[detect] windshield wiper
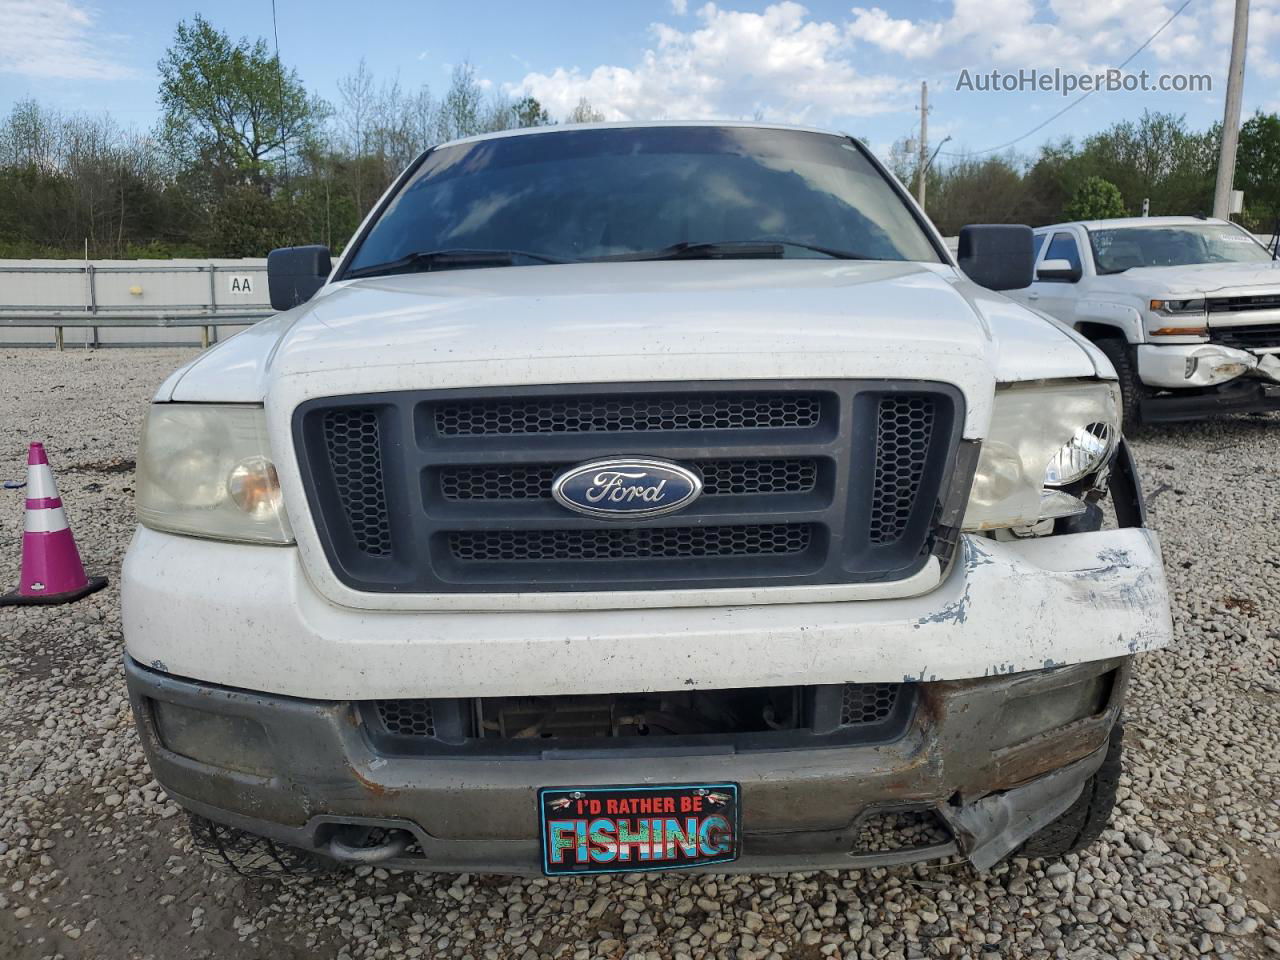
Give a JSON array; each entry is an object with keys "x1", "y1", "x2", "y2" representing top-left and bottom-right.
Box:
[
  {"x1": 589, "y1": 239, "x2": 874, "y2": 262},
  {"x1": 344, "y1": 248, "x2": 571, "y2": 280}
]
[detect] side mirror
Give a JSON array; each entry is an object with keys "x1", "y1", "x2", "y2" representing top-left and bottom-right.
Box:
[
  {"x1": 267, "y1": 245, "x2": 332, "y2": 311},
  {"x1": 1036, "y1": 258, "x2": 1082, "y2": 283},
  {"x1": 957, "y1": 224, "x2": 1035, "y2": 291}
]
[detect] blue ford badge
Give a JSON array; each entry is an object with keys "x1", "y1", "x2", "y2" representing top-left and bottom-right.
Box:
[{"x1": 551, "y1": 458, "x2": 703, "y2": 520}]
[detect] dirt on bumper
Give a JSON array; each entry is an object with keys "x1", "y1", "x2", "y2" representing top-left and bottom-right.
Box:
[{"x1": 125, "y1": 655, "x2": 1129, "y2": 874}]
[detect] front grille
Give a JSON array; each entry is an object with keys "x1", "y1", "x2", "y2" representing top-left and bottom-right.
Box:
[
  {"x1": 439, "y1": 458, "x2": 818, "y2": 501},
  {"x1": 434, "y1": 392, "x2": 822, "y2": 436},
  {"x1": 448, "y1": 524, "x2": 814, "y2": 563},
  {"x1": 1210, "y1": 322, "x2": 1280, "y2": 350},
  {"x1": 295, "y1": 381, "x2": 963, "y2": 594},
  {"x1": 322, "y1": 409, "x2": 392, "y2": 556},
  {"x1": 377, "y1": 699, "x2": 434, "y2": 737},
  {"x1": 368, "y1": 682, "x2": 912, "y2": 750},
  {"x1": 869, "y1": 396, "x2": 936, "y2": 544},
  {"x1": 840, "y1": 683, "x2": 901, "y2": 725},
  {"x1": 1207, "y1": 293, "x2": 1280, "y2": 314}
]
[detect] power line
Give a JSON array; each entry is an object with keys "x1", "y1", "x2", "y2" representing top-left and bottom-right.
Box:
[{"x1": 940, "y1": 0, "x2": 1196, "y2": 158}]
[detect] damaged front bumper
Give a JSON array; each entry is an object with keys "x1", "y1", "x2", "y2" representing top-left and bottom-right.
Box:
[{"x1": 125, "y1": 654, "x2": 1129, "y2": 874}]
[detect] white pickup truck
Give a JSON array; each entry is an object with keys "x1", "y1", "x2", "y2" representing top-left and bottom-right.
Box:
[
  {"x1": 122, "y1": 122, "x2": 1171, "y2": 879},
  {"x1": 1006, "y1": 216, "x2": 1280, "y2": 428}
]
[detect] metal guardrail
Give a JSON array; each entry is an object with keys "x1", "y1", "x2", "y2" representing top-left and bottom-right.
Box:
[
  {"x1": 0, "y1": 311, "x2": 274, "y2": 348},
  {"x1": 0, "y1": 261, "x2": 272, "y2": 349}
]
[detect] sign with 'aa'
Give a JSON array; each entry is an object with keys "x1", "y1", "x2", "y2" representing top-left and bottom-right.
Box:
[{"x1": 227, "y1": 275, "x2": 255, "y2": 295}]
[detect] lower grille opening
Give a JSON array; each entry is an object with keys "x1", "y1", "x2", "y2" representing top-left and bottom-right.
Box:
[{"x1": 366, "y1": 682, "x2": 912, "y2": 755}]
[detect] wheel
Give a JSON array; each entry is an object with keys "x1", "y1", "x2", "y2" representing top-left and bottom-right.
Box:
[
  {"x1": 1094, "y1": 338, "x2": 1143, "y2": 433},
  {"x1": 187, "y1": 813, "x2": 334, "y2": 878},
  {"x1": 1018, "y1": 721, "x2": 1123, "y2": 860}
]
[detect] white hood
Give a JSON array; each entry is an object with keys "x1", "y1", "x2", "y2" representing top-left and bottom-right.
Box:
[
  {"x1": 1092, "y1": 259, "x2": 1280, "y2": 297},
  {"x1": 159, "y1": 259, "x2": 1102, "y2": 438}
]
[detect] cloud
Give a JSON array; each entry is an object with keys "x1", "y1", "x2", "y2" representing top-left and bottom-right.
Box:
[
  {"x1": 670, "y1": 0, "x2": 689, "y2": 13},
  {"x1": 513, "y1": 2, "x2": 910, "y2": 125},
  {"x1": 0, "y1": 0, "x2": 134, "y2": 80},
  {"x1": 848, "y1": 0, "x2": 1280, "y2": 77}
]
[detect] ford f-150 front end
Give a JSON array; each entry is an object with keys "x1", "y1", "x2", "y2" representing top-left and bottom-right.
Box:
[{"x1": 121, "y1": 122, "x2": 1171, "y2": 878}]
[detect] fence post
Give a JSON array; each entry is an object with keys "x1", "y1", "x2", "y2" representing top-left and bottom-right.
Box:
[{"x1": 55, "y1": 327, "x2": 64, "y2": 351}]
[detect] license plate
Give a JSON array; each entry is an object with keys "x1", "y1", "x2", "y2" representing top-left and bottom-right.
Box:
[{"x1": 539, "y1": 782, "x2": 740, "y2": 875}]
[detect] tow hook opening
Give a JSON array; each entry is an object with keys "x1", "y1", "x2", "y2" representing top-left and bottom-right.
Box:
[{"x1": 324, "y1": 824, "x2": 414, "y2": 864}]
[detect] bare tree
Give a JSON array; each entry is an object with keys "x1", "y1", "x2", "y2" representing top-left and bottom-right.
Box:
[{"x1": 565, "y1": 98, "x2": 606, "y2": 124}]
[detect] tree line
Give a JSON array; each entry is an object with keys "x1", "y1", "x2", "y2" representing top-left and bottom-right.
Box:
[
  {"x1": 894, "y1": 110, "x2": 1280, "y2": 237},
  {"x1": 1, "y1": 14, "x2": 1277, "y2": 259}
]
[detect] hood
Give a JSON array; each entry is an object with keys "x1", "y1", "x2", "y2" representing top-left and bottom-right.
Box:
[
  {"x1": 1093, "y1": 259, "x2": 1280, "y2": 296},
  {"x1": 162, "y1": 259, "x2": 1100, "y2": 438}
]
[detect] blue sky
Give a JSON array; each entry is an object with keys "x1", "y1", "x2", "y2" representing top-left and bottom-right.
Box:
[{"x1": 1, "y1": 0, "x2": 1278, "y2": 161}]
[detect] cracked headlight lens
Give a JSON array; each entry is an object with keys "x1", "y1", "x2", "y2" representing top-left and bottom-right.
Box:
[
  {"x1": 963, "y1": 381, "x2": 1120, "y2": 531},
  {"x1": 1044, "y1": 422, "x2": 1116, "y2": 487},
  {"x1": 136, "y1": 404, "x2": 293, "y2": 544}
]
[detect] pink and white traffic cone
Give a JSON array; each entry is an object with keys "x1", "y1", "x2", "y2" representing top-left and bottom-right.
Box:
[{"x1": 1, "y1": 443, "x2": 107, "y2": 606}]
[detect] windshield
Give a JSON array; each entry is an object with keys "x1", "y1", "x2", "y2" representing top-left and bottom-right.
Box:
[
  {"x1": 342, "y1": 126, "x2": 941, "y2": 276},
  {"x1": 1089, "y1": 224, "x2": 1271, "y2": 274}
]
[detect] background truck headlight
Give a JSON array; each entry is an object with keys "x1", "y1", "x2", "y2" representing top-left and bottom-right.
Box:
[
  {"x1": 963, "y1": 381, "x2": 1120, "y2": 531},
  {"x1": 136, "y1": 404, "x2": 293, "y2": 544}
]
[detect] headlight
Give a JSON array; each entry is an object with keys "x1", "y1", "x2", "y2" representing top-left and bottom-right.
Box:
[
  {"x1": 136, "y1": 404, "x2": 293, "y2": 544},
  {"x1": 963, "y1": 381, "x2": 1120, "y2": 531},
  {"x1": 1044, "y1": 422, "x2": 1116, "y2": 486},
  {"x1": 1149, "y1": 297, "x2": 1205, "y2": 315}
]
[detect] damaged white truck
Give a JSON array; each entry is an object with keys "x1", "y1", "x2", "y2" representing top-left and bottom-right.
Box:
[
  {"x1": 122, "y1": 122, "x2": 1172, "y2": 878},
  {"x1": 1006, "y1": 216, "x2": 1280, "y2": 429}
]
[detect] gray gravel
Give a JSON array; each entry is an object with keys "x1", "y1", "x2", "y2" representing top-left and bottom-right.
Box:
[{"x1": 1, "y1": 347, "x2": 1278, "y2": 960}]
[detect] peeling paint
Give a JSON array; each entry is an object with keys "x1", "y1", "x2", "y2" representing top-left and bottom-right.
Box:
[{"x1": 915, "y1": 584, "x2": 972, "y2": 627}]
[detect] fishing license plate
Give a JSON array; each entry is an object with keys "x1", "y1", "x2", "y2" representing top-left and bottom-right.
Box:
[{"x1": 539, "y1": 782, "x2": 740, "y2": 876}]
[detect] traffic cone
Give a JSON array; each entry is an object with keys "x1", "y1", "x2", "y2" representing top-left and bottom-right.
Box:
[{"x1": 1, "y1": 443, "x2": 107, "y2": 606}]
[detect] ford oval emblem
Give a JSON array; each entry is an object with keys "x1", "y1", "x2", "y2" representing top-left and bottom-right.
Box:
[{"x1": 551, "y1": 458, "x2": 703, "y2": 520}]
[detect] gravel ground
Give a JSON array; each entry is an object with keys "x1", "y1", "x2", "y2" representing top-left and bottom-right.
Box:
[{"x1": 1, "y1": 348, "x2": 1278, "y2": 960}]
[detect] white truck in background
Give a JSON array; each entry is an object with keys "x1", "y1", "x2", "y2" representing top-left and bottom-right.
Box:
[{"x1": 1005, "y1": 216, "x2": 1280, "y2": 429}]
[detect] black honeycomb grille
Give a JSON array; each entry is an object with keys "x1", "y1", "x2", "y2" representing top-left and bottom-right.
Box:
[
  {"x1": 868, "y1": 395, "x2": 936, "y2": 545},
  {"x1": 698, "y1": 458, "x2": 817, "y2": 496},
  {"x1": 840, "y1": 683, "x2": 902, "y2": 725},
  {"x1": 439, "y1": 458, "x2": 818, "y2": 501},
  {"x1": 376, "y1": 700, "x2": 434, "y2": 737},
  {"x1": 432, "y1": 393, "x2": 822, "y2": 436},
  {"x1": 322, "y1": 409, "x2": 392, "y2": 556},
  {"x1": 449, "y1": 524, "x2": 813, "y2": 563}
]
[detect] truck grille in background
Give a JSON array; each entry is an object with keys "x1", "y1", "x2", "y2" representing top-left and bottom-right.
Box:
[
  {"x1": 1209, "y1": 322, "x2": 1280, "y2": 350},
  {"x1": 295, "y1": 381, "x2": 963, "y2": 594},
  {"x1": 433, "y1": 392, "x2": 822, "y2": 435},
  {"x1": 1207, "y1": 293, "x2": 1280, "y2": 314}
]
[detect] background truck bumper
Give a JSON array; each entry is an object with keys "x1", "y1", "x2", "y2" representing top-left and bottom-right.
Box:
[
  {"x1": 125, "y1": 654, "x2": 1130, "y2": 875},
  {"x1": 121, "y1": 526, "x2": 1170, "y2": 700},
  {"x1": 1136, "y1": 342, "x2": 1256, "y2": 389}
]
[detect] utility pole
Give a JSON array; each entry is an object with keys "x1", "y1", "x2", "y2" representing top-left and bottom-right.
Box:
[
  {"x1": 1213, "y1": 0, "x2": 1249, "y2": 219},
  {"x1": 917, "y1": 81, "x2": 929, "y2": 208}
]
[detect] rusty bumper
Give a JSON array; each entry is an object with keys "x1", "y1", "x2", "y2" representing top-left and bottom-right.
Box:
[{"x1": 126, "y1": 654, "x2": 1129, "y2": 875}]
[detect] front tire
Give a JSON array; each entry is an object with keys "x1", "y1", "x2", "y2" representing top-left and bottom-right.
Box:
[
  {"x1": 1094, "y1": 338, "x2": 1143, "y2": 433},
  {"x1": 187, "y1": 813, "x2": 334, "y2": 878},
  {"x1": 1018, "y1": 721, "x2": 1123, "y2": 860}
]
